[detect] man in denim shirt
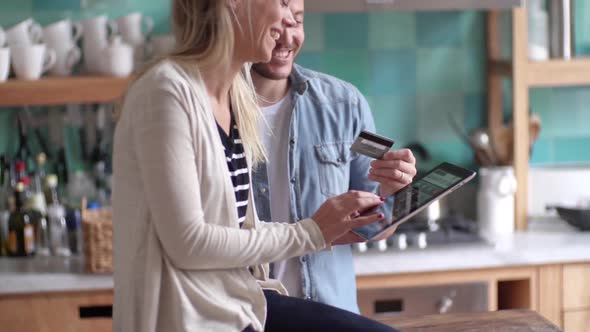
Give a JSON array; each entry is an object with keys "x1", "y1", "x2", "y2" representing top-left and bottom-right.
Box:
[{"x1": 251, "y1": 0, "x2": 417, "y2": 313}]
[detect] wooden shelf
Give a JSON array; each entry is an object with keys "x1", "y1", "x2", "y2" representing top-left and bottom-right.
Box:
[
  {"x1": 489, "y1": 58, "x2": 590, "y2": 88},
  {"x1": 0, "y1": 76, "x2": 131, "y2": 107},
  {"x1": 307, "y1": 0, "x2": 523, "y2": 12},
  {"x1": 528, "y1": 58, "x2": 590, "y2": 87}
]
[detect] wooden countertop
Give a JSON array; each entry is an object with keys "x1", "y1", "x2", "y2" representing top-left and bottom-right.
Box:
[{"x1": 380, "y1": 310, "x2": 561, "y2": 332}]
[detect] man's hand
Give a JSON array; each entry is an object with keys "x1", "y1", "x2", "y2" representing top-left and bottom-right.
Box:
[{"x1": 368, "y1": 149, "x2": 417, "y2": 197}]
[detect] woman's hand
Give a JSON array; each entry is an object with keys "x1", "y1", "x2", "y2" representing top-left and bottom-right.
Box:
[
  {"x1": 368, "y1": 149, "x2": 417, "y2": 197},
  {"x1": 311, "y1": 191, "x2": 384, "y2": 245}
]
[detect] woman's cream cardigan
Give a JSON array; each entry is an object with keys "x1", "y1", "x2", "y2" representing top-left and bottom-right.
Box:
[{"x1": 112, "y1": 61, "x2": 327, "y2": 332}]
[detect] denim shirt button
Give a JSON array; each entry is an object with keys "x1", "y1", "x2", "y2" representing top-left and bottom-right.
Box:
[
  {"x1": 290, "y1": 178, "x2": 296, "y2": 184},
  {"x1": 290, "y1": 138, "x2": 295, "y2": 145},
  {"x1": 304, "y1": 295, "x2": 311, "y2": 300},
  {"x1": 300, "y1": 256, "x2": 306, "y2": 263},
  {"x1": 260, "y1": 187, "x2": 267, "y2": 193}
]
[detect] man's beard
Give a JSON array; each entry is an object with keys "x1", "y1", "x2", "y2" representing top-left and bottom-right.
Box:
[{"x1": 251, "y1": 62, "x2": 292, "y2": 81}]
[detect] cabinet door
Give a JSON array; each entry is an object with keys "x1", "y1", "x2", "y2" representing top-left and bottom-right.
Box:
[
  {"x1": 563, "y1": 264, "x2": 590, "y2": 310},
  {"x1": 563, "y1": 310, "x2": 590, "y2": 332}
]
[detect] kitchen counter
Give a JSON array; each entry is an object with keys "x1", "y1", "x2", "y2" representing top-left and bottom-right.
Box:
[
  {"x1": 1, "y1": 218, "x2": 588, "y2": 295},
  {"x1": 0, "y1": 256, "x2": 112, "y2": 295},
  {"x1": 353, "y1": 217, "x2": 590, "y2": 276}
]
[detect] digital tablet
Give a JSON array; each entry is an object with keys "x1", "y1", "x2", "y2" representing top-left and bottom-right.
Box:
[{"x1": 352, "y1": 162, "x2": 476, "y2": 241}]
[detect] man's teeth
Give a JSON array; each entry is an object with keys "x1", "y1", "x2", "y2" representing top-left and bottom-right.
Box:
[
  {"x1": 270, "y1": 31, "x2": 280, "y2": 40},
  {"x1": 273, "y1": 50, "x2": 290, "y2": 58}
]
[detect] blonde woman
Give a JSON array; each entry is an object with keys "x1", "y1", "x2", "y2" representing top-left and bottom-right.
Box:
[{"x1": 112, "y1": 0, "x2": 400, "y2": 331}]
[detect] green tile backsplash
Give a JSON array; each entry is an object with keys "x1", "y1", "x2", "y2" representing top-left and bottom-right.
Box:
[{"x1": 1, "y1": 1, "x2": 589, "y2": 168}]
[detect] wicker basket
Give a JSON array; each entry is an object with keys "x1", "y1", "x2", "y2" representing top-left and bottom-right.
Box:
[{"x1": 82, "y1": 207, "x2": 113, "y2": 273}]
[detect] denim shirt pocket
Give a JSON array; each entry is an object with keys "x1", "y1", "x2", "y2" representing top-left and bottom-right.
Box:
[{"x1": 314, "y1": 142, "x2": 354, "y2": 197}]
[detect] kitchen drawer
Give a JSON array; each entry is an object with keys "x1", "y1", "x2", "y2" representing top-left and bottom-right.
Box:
[
  {"x1": 563, "y1": 264, "x2": 590, "y2": 310},
  {"x1": 563, "y1": 310, "x2": 590, "y2": 332},
  {"x1": 0, "y1": 290, "x2": 113, "y2": 332}
]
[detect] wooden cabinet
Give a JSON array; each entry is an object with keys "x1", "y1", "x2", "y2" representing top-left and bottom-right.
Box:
[
  {"x1": 564, "y1": 310, "x2": 590, "y2": 332},
  {"x1": 358, "y1": 262, "x2": 590, "y2": 331},
  {"x1": 0, "y1": 290, "x2": 113, "y2": 332},
  {"x1": 563, "y1": 264, "x2": 590, "y2": 310}
]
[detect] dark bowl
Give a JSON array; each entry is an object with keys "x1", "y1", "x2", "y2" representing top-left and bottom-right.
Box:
[{"x1": 549, "y1": 206, "x2": 590, "y2": 231}]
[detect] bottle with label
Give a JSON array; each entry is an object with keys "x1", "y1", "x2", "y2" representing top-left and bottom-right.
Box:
[
  {"x1": 45, "y1": 174, "x2": 71, "y2": 257},
  {"x1": 7, "y1": 182, "x2": 35, "y2": 257},
  {"x1": 0, "y1": 155, "x2": 10, "y2": 256}
]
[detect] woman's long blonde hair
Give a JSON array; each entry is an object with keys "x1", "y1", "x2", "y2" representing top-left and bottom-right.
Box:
[{"x1": 125, "y1": 0, "x2": 265, "y2": 165}]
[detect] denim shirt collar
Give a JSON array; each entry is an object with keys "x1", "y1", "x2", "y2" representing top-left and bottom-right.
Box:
[{"x1": 290, "y1": 64, "x2": 313, "y2": 96}]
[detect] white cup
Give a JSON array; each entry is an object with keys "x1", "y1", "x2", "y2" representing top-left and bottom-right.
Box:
[
  {"x1": 11, "y1": 44, "x2": 56, "y2": 80},
  {"x1": 116, "y1": 12, "x2": 153, "y2": 46},
  {"x1": 101, "y1": 36, "x2": 133, "y2": 77},
  {"x1": 477, "y1": 166, "x2": 518, "y2": 242},
  {"x1": 80, "y1": 15, "x2": 118, "y2": 74},
  {"x1": 0, "y1": 48, "x2": 10, "y2": 82},
  {"x1": 43, "y1": 19, "x2": 83, "y2": 47},
  {"x1": 6, "y1": 18, "x2": 43, "y2": 46},
  {"x1": 149, "y1": 34, "x2": 176, "y2": 58},
  {"x1": 0, "y1": 27, "x2": 5, "y2": 47},
  {"x1": 49, "y1": 43, "x2": 81, "y2": 76}
]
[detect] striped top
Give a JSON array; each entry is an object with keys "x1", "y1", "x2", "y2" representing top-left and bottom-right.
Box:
[{"x1": 216, "y1": 113, "x2": 249, "y2": 227}]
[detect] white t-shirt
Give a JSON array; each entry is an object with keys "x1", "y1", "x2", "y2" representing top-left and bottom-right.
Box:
[{"x1": 258, "y1": 90, "x2": 302, "y2": 297}]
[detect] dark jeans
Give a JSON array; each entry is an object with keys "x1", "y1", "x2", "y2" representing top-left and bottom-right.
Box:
[{"x1": 243, "y1": 290, "x2": 400, "y2": 332}]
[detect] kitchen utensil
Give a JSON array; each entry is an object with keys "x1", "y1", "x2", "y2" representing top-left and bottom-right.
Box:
[
  {"x1": 549, "y1": 0, "x2": 573, "y2": 59},
  {"x1": 43, "y1": 19, "x2": 83, "y2": 46},
  {"x1": 48, "y1": 107, "x2": 68, "y2": 184},
  {"x1": 0, "y1": 47, "x2": 9, "y2": 82},
  {"x1": 469, "y1": 129, "x2": 498, "y2": 166},
  {"x1": 5, "y1": 18, "x2": 43, "y2": 46},
  {"x1": 546, "y1": 205, "x2": 590, "y2": 231},
  {"x1": 115, "y1": 12, "x2": 153, "y2": 45},
  {"x1": 14, "y1": 113, "x2": 32, "y2": 165},
  {"x1": 10, "y1": 44, "x2": 56, "y2": 80},
  {"x1": 48, "y1": 44, "x2": 81, "y2": 77},
  {"x1": 495, "y1": 113, "x2": 542, "y2": 165},
  {"x1": 101, "y1": 36, "x2": 134, "y2": 77},
  {"x1": 477, "y1": 166, "x2": 517, "y2": 241},
  {"x1": 80, "y1": 15, "x2": 118, "y2": 74},
  {"x1": 22, "y1": 106, "x2": 50, "y2": 157},
  {"x1": 447, "y1": 113, "x2": 494, "y2": 166}
]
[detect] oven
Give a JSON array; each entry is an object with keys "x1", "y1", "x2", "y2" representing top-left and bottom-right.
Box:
[{"x1": 357, "y1": 282, "x2": 489, "y2": 319}]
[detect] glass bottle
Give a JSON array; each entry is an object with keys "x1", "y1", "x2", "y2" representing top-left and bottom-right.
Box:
[
  {"x1": 7, "y1": 182, "x2": 35, "y2": 257},
  {"x1": 26, "y1": 163, "x2": 50, "y2": 256},
  {"x1": 45, "y1": 174, "x2": 71, "y2": 257}
]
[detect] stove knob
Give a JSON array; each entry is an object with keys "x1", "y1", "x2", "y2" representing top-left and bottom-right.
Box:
[
  {"x1": 353, "y1": 242, "x2": 368, "y2": 253},
  {"x1": 396, "y1": 234, "x2": 408, "y2": 250},
  {"x1": 415, "y1": 232, "x2": 427, "y2": 249},
  {"x1": 375, "y1": 239, "x2": 388, "y2": 252}
]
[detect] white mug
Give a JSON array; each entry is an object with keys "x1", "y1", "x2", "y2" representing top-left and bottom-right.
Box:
[
  {"x1": 43, "y1": 19, "x2": 83, "y2": 46},
  {"x1": 116, "y1": 12, "x2": 153, "y2": 46},
  {"x1": 80, "y1": 15, "x2": 118, "y2": 74},
  {"x1": 0, "y1": 27, "x2": 5, "y2": 47},
  {"x1": 0, "y1": 48, "x2": 10, "y2": 82},
  {"x1": 11, "y1": 44, "x2": 56, "y2": 80},
  {"x1": 6, "y1": 18, "x2": 43, "y2": 46},
  {"x1": 149, "y1": 34, "x2": 176, "y2": 58},
  {"x1": 49, "y1": 44, "x2": 81, "y2": 76},
  {"x1": 101, "y1": 36, "x2": 133, "y2": 77}
]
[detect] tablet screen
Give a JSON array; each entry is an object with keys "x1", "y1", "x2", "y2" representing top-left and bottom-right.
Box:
[{"x1": 353, "y1": 162, "x2": 476, "y2": 240}]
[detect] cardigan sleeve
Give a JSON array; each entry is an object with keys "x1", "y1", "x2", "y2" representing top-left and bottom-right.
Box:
[{"x1": 129, "y1": 83, "x2": 326, "y2": 270}]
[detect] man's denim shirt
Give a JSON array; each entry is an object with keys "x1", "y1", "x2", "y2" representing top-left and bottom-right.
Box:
[{"x1": 252, "y1": 64, "x2": 379, "y2": 313}]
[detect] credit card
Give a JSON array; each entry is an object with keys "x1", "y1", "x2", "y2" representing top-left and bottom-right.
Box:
[{"x1": 350, "y1": 131, "x2": 395, "y2": 159}]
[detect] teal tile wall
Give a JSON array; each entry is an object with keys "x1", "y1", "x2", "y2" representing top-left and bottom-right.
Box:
[{"x1": 1, "y1": 0, "x2": 590, "y2": 169}]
